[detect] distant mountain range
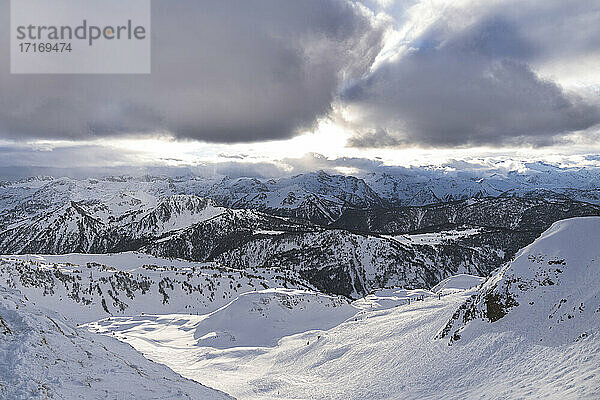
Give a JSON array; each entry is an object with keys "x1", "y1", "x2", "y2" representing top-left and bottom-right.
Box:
[
  {"x1": 1, "y1": 168, "x2": 599, "y2": 298},
  {"x1": 3, "y1": 162, "x2": 600, "y2": 224}
]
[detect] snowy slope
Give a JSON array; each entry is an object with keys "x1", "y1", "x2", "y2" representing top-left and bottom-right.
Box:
[
  {"x1": 431, "y1": 274, "x2": 486, "y2": 294},
  {"x1": 84, "y1": 217, "x2": 600, "y2": 399},
  {"x1": 118, "y1": 195, "x2": 227, "y2": 237},
  {"x1": 438, "y1": 216, "x2": 600, "y2": 346},
  {"x1": 0, "y1": 286, "x2": 232, "y2": 400},
  {"x1": 85, "y1": 286, "x2": 600, "y2": 400},
  {"x1": 87, "y1": 288, "x2": 357, "y2": 349}
]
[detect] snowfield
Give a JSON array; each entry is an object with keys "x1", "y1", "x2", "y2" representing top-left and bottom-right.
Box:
[
  {"x1": 82, "y1": 217, "x2": 600, "y2": 399},
  {"x1": 0, "y1": 286, "x2": 231, "y2": 400},
  {"x1": 87, "y1": 288, "x2": 358, "y2": 349},
  {"x1": 83, "y1": 289, "x2": 600, "y2": 400}
]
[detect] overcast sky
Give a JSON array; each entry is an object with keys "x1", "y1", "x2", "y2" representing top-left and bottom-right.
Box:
[{"x1": 1, "y1": 0, "x2": 599, "y2": 179}]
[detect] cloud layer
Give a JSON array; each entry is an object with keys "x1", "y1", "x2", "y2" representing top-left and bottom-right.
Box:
[
  {"x1": 0, "y1": 0, "x2": 599, "y2": 152},
  {"x1": 343, "y1": 0, "x2": 600, "y2": 147},
  {"x1": 0, "y1": 0, "x2": 386, "y2": 142}
]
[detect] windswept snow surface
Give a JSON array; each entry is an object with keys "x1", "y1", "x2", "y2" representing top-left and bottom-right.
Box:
[
  {"x1": 87, "y1": 289, "x2": 358, "y2": 350},
  {"x1": 85, "y1": 218, "x2": 600, "y2": 399},
  {"x1": 86, "y1": 289, "x2": 600, "y2": 399},
  {"x1": 0, "y1": 286, "x2": 232, "y2": 400}
]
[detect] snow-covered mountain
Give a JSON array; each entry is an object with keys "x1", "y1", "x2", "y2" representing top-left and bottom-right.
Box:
[
  {"x1": 0, "y1": 172, "x2": 385, "y2": 229},
  {"x1": 200, "y1": 171, "x2": 386, "y2": 224},
  {"x1": 2, "y1": 174, "x2": 599, "y2": 299},
  {"x1": 363, "y1": 162, "x2": 600, "y2": 206},
  {"x1": 0, "y1": 190, "x2": 313, "y2": 255},
  {"x1": 203, "y1": 227, "x2": 514, "y2": 298},
  {"x1": 3, "y1": 164, "x2": 600, "y2": 231},
  {"x1": 437, "y1": 216, "x2": 600, "y2": 346},
  {"x1": 0, "y1": 226, "x2": 514, "y2": 301},
  {"x1": 364, "y1": 170, "x2": 504, "y2": 205},
  {"x1": 82, "y1": 217, "x2": 600, "y2": 400},
  {"x1": 0, "y1": 286, "x2": 232, "y2": 400}
]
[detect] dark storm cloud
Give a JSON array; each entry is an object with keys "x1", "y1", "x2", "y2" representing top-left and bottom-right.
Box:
[
  {"x1": 0, "y1": 143, "x2": 136, "y2": 168},
  {"x1": 344, "y1": 0, "x2": 600, "y2": 148},
  {"x1": 347, "y1": 129, "x2": 401, "y2": 148},
  {"x1": 0, "y1": 0, "x2": 386, "y2": 142}
]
